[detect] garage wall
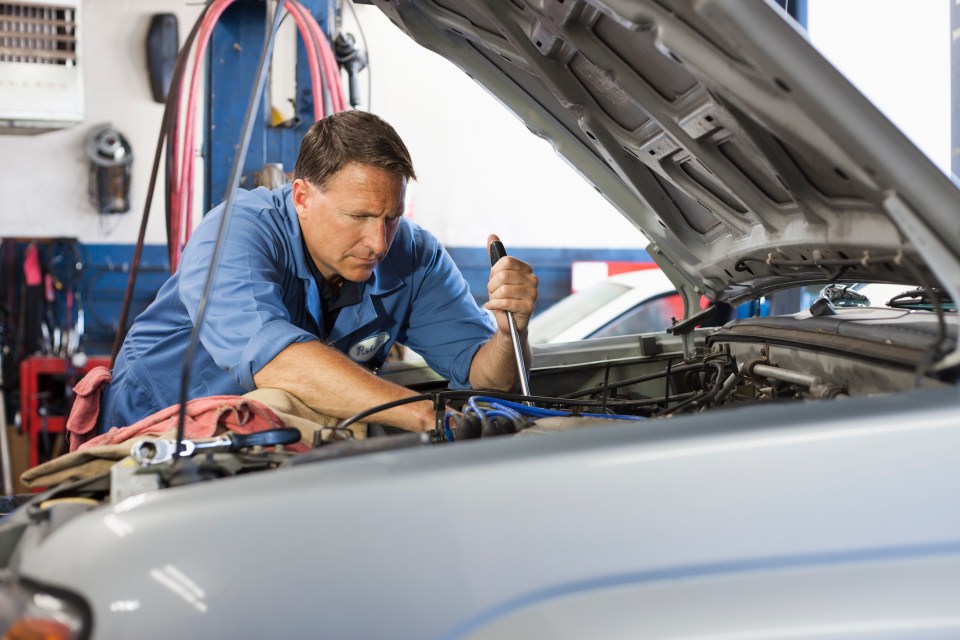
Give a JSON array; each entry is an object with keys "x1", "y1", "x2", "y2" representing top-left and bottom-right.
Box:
[
  {"x1": 0, "y1": 0, "x2": 640, "y2": 251},
  {"x1": 0, "y1": 2, "x2": 950, "y2": 251},
  {"x1": 0, "y1": 1, "x2": 204, "y2": 244}
]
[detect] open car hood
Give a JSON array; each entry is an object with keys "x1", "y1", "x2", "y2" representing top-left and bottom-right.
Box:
[{"x1": 372, "y1": 0, "x2": 960, "y2": 308}]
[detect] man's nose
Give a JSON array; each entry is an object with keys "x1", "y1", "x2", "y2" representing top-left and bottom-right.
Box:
[{"x1": 364, "y1": 219, "x2": 388, "y2": 257}]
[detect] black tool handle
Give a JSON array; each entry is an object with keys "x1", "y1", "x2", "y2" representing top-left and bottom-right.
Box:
[
  {"x1": 230, "y1": 427, "x2": 302, "y2": 450},
  {"x1": 489, "y1": 240, "x2": 507, "y2": 266},
  {"x1": 486, "y1": 239, "x2": 532, "y2": 402}
]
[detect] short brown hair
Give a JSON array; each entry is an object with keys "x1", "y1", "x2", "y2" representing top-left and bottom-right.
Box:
[{"x1": 293, "y1": 111, "x2": 416, "y2": 189}]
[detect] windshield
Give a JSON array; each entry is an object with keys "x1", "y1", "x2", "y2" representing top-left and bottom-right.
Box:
[{"x1": 528, "y1": 281, "x2": 630, "y2": 343}]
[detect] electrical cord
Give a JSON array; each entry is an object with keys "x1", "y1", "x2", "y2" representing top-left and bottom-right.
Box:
[
  {"x1": 901, "y1": 257, "x2": 953, "y2": 384},
  {"x1": 335, "y1": 388, "x2": 672, "y2": 432},
  {"x1": 111, "y1": 3, "x2": 212, "y2": 365},
  {"x1": 558, "y1": 362, "x2": 710, "y2": 399},
  {"x1": 470, "y1": 396, "x2": 645, "y2": 421},
  {"x1": 115, "y1": 0, "x2": 343, "y2": 362},
  {"x1": 174, "y1": 2, "x2": 287, "y2": 460},
  {"x1": 659, "y1": 360, "x2": 727, "y2": 416}
]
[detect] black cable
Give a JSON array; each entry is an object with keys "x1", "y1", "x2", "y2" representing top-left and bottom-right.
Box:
[
  {"x1": 174, "y1": 2, "x2": 287, "y2": 460},
  {"x1": 111, "y1": 3, "x2": 212, "y2": 366},
  {"x1": 335, "y1": 393, "x2": 435, "y2": 430},
  {"x1": 901, "y1": 257, "x2": 951, "y2": 384},
  {"x1": 664, "y1": 358, "x2": 672, "y2": 408},
  {"x1": 600, "y1": 362, "x2": 610, "y2": 414},
  {"x1": 335, "y1": 385, "x2": 708, "y2": 431},
  {"x1": 559, "y1": 362, "x2": 706, "y2": 400},
  {"x1": 660, "y1": 360, "x2": 727, "y2": 416}
]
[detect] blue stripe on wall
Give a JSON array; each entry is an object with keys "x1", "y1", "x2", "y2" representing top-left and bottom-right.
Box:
[
  {"x1": 80, "y1": 244, "x2": 170, "y2": 355},
  {"x1": 447, "y1": 246, "x2": 653, "y2": 314},
  {"x1": 77, "y1": 244, "x2": 652, "y2": 354}
]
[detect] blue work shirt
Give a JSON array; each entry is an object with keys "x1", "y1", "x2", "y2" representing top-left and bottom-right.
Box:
[{"x1": 101, "y1": 185, "x2": 495, "y2": 431}]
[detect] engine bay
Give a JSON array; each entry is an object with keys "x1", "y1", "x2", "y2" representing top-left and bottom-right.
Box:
[{"x1": 5, "y1": 304, "x2": 956, "y2": 517}]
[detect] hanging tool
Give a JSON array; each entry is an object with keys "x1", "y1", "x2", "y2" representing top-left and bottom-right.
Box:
[
  {"x1": 334, "y1": 32, "x2": 367, "y2": 108},
  {"x1": 488, "y1": 240, "x2": 532, "y2": 401}
]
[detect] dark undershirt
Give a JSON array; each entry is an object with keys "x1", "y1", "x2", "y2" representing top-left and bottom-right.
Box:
[
  {"x1": 319, "y1": 277, "x2": 363, "y2": 337},
  {"x1": 302, "y1": 238, "x2": 363, "y2": 337}
]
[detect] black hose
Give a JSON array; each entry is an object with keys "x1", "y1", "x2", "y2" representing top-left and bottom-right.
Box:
[
  {"x1": 110, "y1": 3, "x2": 212, "y2": 366},
  {"x1": 558, "y1": 362, "x2": 708, "y2": 399},
  {"x1": 659, "y1": 360, "x2": 727, "y2": 416},
  {"x1": 901, "y1": 257, "x2": 951, "y2": 384},
  {"x1": 335, "y1": 385, "x2": 713, "y2": 431}
]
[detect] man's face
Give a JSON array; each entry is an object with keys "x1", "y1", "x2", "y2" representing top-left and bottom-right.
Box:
[{"x1": 292, "y1": 162, "x2": 407, "y2": 283}]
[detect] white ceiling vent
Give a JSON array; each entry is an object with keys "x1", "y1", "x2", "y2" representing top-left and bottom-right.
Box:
[{"x1": 0, "y1": 0, "x2": 83, "y2": 134}]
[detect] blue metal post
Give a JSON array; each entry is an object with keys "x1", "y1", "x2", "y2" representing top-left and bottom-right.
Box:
[
  {"x1": 205, "y1": 0, "x2": 333, "y2": 212},
  {"x1": 773, "y1": 0, "x2": 807, "y2": 29}
]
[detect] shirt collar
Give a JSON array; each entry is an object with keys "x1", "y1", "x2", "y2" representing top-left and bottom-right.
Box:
[{"x1": 283, "y1": 184, "x2": 315, "y2": 283}]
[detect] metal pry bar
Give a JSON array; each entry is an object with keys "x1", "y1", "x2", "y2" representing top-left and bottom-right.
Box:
[{"x1": 489, "y1": 240, "x2": 532, "y2": 402}]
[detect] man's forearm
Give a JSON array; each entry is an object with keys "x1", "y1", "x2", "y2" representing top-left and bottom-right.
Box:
[
  {"x1": 253, "y1": 341, "x2": 435, "y2": 431},
  {"x1": 468, "y1": 329, "x2": 532, "y2": 392}
]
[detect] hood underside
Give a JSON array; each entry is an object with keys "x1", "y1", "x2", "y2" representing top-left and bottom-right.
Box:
[{"x1": 373, "y1": 0, "x2": 960, "y2": 305}]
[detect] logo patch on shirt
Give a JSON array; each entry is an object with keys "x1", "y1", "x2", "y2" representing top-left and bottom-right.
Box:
[{"x1": 349, "y1": 332, "x2": 390, "y2": 363}]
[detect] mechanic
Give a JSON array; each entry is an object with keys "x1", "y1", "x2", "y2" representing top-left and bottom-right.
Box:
[{"x1": 100, "y1": 110, "x2": 538, "y2": 435}]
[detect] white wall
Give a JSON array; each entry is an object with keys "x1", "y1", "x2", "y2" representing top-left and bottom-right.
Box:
[
  {"x1": 807, "y1": 0, "x2": 950, "y2": 174},
  {"x1": 0, "y1": 1, "x2": 951, "y2": 249},
  {"x1": 0, "y1": 1, "x2": 204, "y2": 244},
  {"x1": 344, "y1": 4, "x2": 639, "y2": 249}
]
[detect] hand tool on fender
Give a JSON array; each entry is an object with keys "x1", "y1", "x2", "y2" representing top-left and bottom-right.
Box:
[
  {"x1": 130, "y1": 427, "x2": 302, "y2": 465},
  {"x1": 488, "y1": 240, "x2": 532, "y2": 403}
]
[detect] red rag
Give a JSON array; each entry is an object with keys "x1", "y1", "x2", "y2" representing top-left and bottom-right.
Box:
[
  {"x1": 66, "y1": 366, "x2": 113, "y2": 452},
  {"x1": 79, "y1": 396, "x2": 308, "y2": 453}
]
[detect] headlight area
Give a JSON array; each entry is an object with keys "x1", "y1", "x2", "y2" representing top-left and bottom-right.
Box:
[{"x1": 0, "y1": 578, "x2": 91, "y2": 640}]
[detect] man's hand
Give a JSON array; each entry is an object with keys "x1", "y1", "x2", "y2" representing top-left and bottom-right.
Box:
[
  {"x1": 484, "y1": 234, "x2": 538, "y2": 334},
  {"x1": 468, "y1": 235, "x2": 538, "y2": 392}
]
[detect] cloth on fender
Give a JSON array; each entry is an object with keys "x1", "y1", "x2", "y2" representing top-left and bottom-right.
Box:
[
  {"x1": 22, "y1": 394, "x2": 307, "y2": 488},
  {"x1": 23, "y1": 387, "x2": 363, "y2": 488},
  {"x1": 65, "y1": 365, "x2": 113, "y2": 451},
  {"x1": 242, "y1": 387, "x2": 366, "y2": 442}
]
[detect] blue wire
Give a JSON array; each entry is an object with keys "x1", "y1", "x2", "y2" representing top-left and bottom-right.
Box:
[
  {"x1": 443, "y1": 410, "x2": 456, "y2": 442},
  {"x1": 467, "y1": 396, "x2": 486, "y2": 420},
  {"x1": 482, "y1": 410, "x2": 517, "y2": 421},
  {"x1": 489, "y1": 402, "x2": 522, "y2": 419},
  {"x1": 470, "y1": 396, "x2": 645, "y2": 421}
]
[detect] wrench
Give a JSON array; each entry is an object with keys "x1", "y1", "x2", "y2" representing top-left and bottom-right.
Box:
[{"x1": 130, "y1": 428, "x2": 302, "y2": 465}]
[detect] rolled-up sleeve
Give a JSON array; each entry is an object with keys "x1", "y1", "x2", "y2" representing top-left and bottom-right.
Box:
[{"x1": 177, "y1": 209, "x2": 318, "y2": 391}]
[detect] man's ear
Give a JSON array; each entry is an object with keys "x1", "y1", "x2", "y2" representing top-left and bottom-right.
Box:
[{"x1": 292, "y1": 178, "x2": 310, "y2": 219}]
